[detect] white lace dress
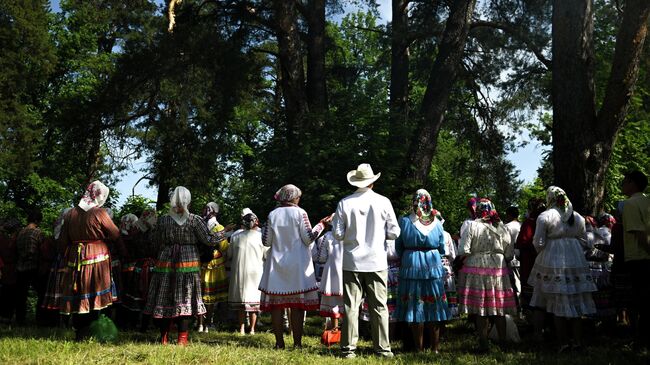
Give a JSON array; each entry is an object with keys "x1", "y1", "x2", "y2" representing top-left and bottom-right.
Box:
[{"x1": 528, "y1": 210, "x2": 597, "y2": 317}]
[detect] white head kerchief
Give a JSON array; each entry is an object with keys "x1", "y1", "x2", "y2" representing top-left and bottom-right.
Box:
[
  {"x1": 120, "y1": 213, "x2": 139, "y2": 235},
  {"x1": 78, "y1": 181, "x2": 110, "y2": 211},
  {"x1": 169, "y1": 186, "x2": 191, "y2": 225},
  {"x1": 546, "y1": 186, "x2": 574, "y2": 223},
  {"x1": 135, "y1": 208, "x2": 157, "y2": 232},
  {"x1": 204, "y1": 202, "x2": 219, "y2": 217}
]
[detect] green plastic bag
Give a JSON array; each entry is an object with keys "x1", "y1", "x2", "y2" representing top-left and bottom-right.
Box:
[{"x1": 88, "y1": 314, "x2": 119, "y2": 343}]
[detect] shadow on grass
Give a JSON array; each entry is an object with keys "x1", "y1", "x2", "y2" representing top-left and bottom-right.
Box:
[{"x1": 1, "y1": 316, "x2": 649, "y2": 364}]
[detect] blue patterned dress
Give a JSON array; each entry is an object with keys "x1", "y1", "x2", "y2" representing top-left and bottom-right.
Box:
[{"x1": 395, "y1": 216, "x2": 450, "y2": 323}]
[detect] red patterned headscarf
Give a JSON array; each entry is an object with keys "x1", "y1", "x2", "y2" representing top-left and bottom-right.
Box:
[
  {"x1": 597, "y1": 213, "x2": 616, "y2": 229},
  {"x1": 476, "y1": 198, "x2": 501, "y2": 225},
  {"x1": 413, "y1": 189, "x2": 434, "y2": 225},
  {"x1": 467, "y1": 197, "x2": 478, "y2": 219}
]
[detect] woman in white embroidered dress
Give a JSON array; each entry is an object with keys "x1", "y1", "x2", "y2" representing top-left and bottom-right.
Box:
[
  {"x1": 528, "y1": 186, "x2": 596, "y2": 352},
  {"x1": 228, "y1": 209, "x2": 267, "y2": 335},
  {"x1": 258, "y1": 184, "x2": 331, "y2": 349}
]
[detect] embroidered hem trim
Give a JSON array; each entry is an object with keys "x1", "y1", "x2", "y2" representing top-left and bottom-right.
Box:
[{"x1": 259, "y1": 286, "x2": 319, "y2": 296}]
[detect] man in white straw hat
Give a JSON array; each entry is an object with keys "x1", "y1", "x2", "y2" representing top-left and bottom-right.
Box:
[{"x1": 332, "y1": 163, "x2": 400, "y2": 358}]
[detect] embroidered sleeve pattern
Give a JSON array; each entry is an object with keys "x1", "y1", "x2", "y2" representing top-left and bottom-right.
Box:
[
  {"x1": 299, "y1": 211, "x2": 324, "y2": 245},
  {"x1": 262, "y1": 221, "x2": 273, "y2": 247}
]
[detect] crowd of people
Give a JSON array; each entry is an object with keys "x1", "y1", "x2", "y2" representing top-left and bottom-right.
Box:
[{"x1": 0, "y1": 164, "x2": 648, "y2": 357}]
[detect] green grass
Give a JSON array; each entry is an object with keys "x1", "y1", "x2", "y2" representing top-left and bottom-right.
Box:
[{"x1": 0, "y1": 315, "x2": 647, "y2": 365}]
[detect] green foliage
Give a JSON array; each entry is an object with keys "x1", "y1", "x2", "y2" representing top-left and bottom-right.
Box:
[
  {"x1": 0, "y1": 0, "x2": 57, "y2": 212},
  {"x1": 604, "y1": 120, "x2": 650, "y2": 213},
  {"x1": 116, "y1": 194, "x2": 155, "y2": 220},
  {"x1": 428, "y1": 130, "x2": 522, "y2": 235},
  {"x1": 517, "y1": 178, "x2": 547, "y2": 218},
  {"x1": 3, "y1": 0, "x2": 646, "y2": 236}
]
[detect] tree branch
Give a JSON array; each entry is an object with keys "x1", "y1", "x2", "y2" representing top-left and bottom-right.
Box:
[
  {"x1": 471, "y1": 20, "x2": 552, "y2": 70},
  {"x1": 598, "y1": 0, "x2": 650, "y2": 136}
]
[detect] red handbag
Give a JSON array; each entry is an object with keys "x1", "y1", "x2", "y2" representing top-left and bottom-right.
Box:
[{"x1": 321, "y1": 327, "x2": 341, "y2": 348}]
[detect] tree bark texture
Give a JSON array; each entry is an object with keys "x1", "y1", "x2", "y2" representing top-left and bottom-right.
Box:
[
  {"x1": 406, "y1": 0, "x2": 477, "y2": 185},
  {"x1": 389, "y1": 0, "x2": 410, "y2": 146},
  {"x1": 273, "y1": 0, "x2": 308, "y2": 146},
  {"x1": 305, "y1": 0, "x2": 327, "y2": 123},
  {"x1": 552, "y1": 0, "x2": 650, "y2": 214}
]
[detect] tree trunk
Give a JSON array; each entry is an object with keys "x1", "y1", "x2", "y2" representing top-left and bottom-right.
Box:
[
  {"x1": 273, "y1": 0, "x2": 309, "y2": 146},
  {"x1": 389, "y1": 0, "x2": 410, "y2": 146},
  {"x1": 85, "y1": 126, "x2": 103, "y2": 185},
  {"x1": 405, "y1": 0, "x2": 477, "y2": 185},
  {"x1": 305, "y1": 0, "x2": 327, "y2": 125},
  {"x1": 552, "y1": 0, "x2": 650, "y2": 214}
]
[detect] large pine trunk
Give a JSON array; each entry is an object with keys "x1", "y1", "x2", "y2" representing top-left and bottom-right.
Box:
[
  {"x1": 305, "y1": 0, "x2": 327, "y2": 124},
  {"x1": 552, "y1": 0, "x2": 650, "y2": 214},
  {"x1": 273, "y1": 0, "x2": 309, "y2": 146},
  {"x1": 406, "y1": 0, "x2": 477, "y2": 185},
  {"x1": 389, "y1": 0, "x2": 410, "y2": 147}
]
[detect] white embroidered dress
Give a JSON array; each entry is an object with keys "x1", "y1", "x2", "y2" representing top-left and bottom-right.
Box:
[
  {"x1": 528, "y1": 210, "x2": 597, "y2": 317},
  {"x1": 228, "y1": 228, "x2": 267, "y2": 311},
  {"x1": 258, "y1": 205, "x2": 324, "y2": 310}
]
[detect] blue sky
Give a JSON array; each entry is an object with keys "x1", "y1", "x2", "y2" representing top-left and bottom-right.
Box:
[{"x1": 49, "y1": 0, "x2": 545, "y2": 204}]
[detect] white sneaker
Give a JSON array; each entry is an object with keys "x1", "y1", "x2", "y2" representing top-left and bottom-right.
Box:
[{"x1": 197, "y1": 325, "x2": 204, "y2": 332}]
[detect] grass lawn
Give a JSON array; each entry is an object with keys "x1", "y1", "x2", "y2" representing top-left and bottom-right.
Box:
[{"x1": 0, "y1": 314, "x2": 647, "y2": 365}]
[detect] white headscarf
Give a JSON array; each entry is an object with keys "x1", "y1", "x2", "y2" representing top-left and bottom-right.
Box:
[
  {"x1": 204, "y1": 202, "x2": 220, "y2": 230},
  {"x1": 169, "y1": 186, "x2": 191, "y2": 225},
  {"x1": 120, "y1": 213, "x2": 139, "y2": 235},
  {"x1": 204, "y1": 202, "x2": 219, "y2": 217},
  {"x1": 135, "y1": 208, "x2": 157, "y2": 232},
  {"x1": 546, "y1": 186, "x2": 574, "y2": 223},
  {"x1": 53, "y1": 207, "x2": 72, "y2": 240},
  {"x1": 78, "y1": 181, "x2": 110, "y2": 211}
]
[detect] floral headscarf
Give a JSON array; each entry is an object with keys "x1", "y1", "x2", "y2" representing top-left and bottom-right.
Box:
[
  {"x1": 476, "y1": 198, "x2": 501, "y2": 225},
  {"x1": 274, "y1": 184, "x2": 302, "y2": 203},
  {"x1": 169, "y1": 186, "x2": 191, "y2": 225},
  {"x1": 546, "y1": 186, "x2": 573, "y2": 223},
  {"x1": 135, "y1": 208, "x2": 157, "y2": 232},
  {"x1": 413, "y1": 189, "x2": 435, "y2": 224},
  {"x1": 467, "y1": 197, "x2": 478, "y2": 219},
  {"x1": 120, "y1": 213, "x2": 139, "y2": 235},
  {"x1": 434, "y1": 210, "x2": 445, "y2": 226},
  {"x1": 242, "y1": 209, "x2": 259, "y2": 230},
  {"x1": 78, "y1": 181, "x2": 110, "y2": 211},
  {"x1": 597, "y1": 213, "x2": 616, "y2": 229}
]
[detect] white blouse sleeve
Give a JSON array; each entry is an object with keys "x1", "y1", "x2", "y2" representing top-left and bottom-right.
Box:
[
  {"x1": 459, "y1": 221, "x2": 473, "y2": 256},
  {"x1": 532, "y1": 214, "x2": 548, "y2": 253},
  {"x1": 501, "y1": 225, "x2": 514, "y2": 261}
]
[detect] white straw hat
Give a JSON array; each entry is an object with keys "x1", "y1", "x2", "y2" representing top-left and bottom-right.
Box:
[{"x1": 346, "y1": 163, "x2": 381, "y2": 188}]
